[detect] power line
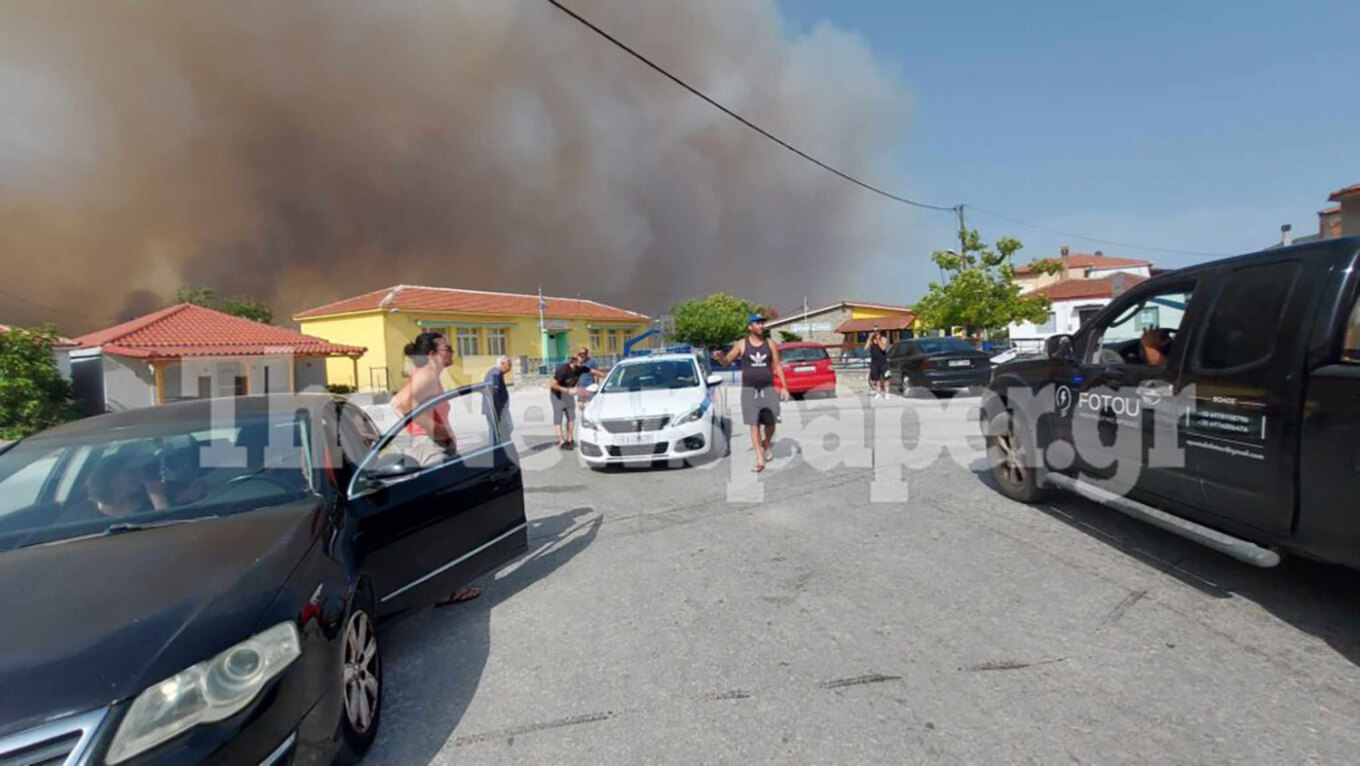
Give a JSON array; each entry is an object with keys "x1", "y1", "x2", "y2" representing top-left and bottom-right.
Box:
[
  {"x1": 546, "y1": 0, "x2": 1233, "y2": 261},
  {"x1": 966, "y1": 205, "x2": 1231, "y2": 258},
  {"x1": 544, "y1": 0, "x2": 956, "y2": 214}
]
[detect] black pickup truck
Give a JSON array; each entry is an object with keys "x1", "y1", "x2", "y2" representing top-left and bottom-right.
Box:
[{"x1": 982, "y1": 236, "x2": 1360, "y2": 569}]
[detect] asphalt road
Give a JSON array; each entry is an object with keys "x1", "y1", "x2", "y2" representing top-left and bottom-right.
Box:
[{"x1": 366, "y1": 387, "x2": 1360, "y2": 764}]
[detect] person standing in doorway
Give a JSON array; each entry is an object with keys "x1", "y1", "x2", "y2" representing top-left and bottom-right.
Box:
[
  {"x1": 868, "y1": 329, "x2": 891, "y2": 399},
  {"x1": 712, "y1": 314, "x2": 790, "y2": 473},
  {"x1": 550, "y1": 356, "x2": 584, "y2": 449}
]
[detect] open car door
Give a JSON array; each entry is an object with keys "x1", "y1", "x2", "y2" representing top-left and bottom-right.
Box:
[{"x1": 347, "y1": 383, "x2": 526, "y2": 615}]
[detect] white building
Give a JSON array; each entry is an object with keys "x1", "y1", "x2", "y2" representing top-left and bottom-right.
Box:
[
  {"x1": 1014, "y1": 250, "x2": 1152, "y2": 295},
  {"x1": 1008, "y1": 273, "x2": 1149, "y2": 353}
]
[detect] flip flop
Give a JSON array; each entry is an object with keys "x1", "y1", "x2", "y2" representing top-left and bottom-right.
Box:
[
  {"x1": 751, "y1": 462, "x2": 765, "y2": 473},
  {"x1": 435, "y1": 586, "x2": 481, "y2": 607}
]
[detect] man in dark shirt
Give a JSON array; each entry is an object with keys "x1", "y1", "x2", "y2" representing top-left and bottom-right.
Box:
[
  {"x1": 550, "y1": 357, "x2": 584, "y2": 449},
  {"x1": 484, "y1": 355, "x2": 513, "y2": 440}
]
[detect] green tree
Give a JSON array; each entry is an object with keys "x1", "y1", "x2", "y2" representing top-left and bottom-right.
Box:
[
  {"x1": 218, "y1": 296, "x2": 273, "y2": 324},
  {"x1": 777, "y1": 330, "x2": 803, "y2": 343},
  {"x1": 0, "y1": 325, "x2": 78, "y2": 440},
  {"x1": 668, "y1": 293, "x2": 754, "y2": 349},
  {"x1": 171, "y1": 286, "x2": 273, "y2": 324},
  {"x1": 913, "y1": 230, "x2": 1060, "y2": 339},
  {"x1": 174, "y1": 286, "x2": 215, "y2": 307}
]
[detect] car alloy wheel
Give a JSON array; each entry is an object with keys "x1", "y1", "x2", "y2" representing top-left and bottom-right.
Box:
[
  {"x1": 342, "y1": 609, "x2": 380, "y2": 734},
  {"x1": 995, "y1": 419, "x2": 1027, "y2": 487}
]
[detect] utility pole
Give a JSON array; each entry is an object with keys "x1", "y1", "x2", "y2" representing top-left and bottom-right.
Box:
[{"x1": 956, "y1": 204, "x2": 967, "y2": 260}]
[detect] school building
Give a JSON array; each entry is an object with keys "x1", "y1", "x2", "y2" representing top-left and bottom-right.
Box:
[{"x1": 294, "y1": 285, "x2": 651, "y2": 392}]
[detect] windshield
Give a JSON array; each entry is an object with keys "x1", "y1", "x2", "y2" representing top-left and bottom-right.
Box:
[
  {"x1": 781, "y1": 346, "x2": 828, "y2": 363},
  {"x1": 0, "y1": 413, "x2": 315, "y2": 551},
  {"x1": 914, "y1": 337, "x2": 976, "y2": 355},
  {"x1": 602, "y1": 360, "x2": 701, "y2": 391}
]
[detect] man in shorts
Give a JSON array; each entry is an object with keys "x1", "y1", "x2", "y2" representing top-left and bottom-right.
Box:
[
  {"x1": 712, "y1": 314, "x2": 790, "y2": 473},
  {"x1": 550, "y1": 356, "x2": 585, "y2": 449}
]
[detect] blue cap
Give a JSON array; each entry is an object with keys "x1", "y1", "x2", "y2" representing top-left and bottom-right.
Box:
[{"x1": 747, "y1": 313, "x2": 767, "y2": 325}]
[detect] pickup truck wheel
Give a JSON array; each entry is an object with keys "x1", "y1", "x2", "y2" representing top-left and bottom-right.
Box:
[{"x1": 986, "y1": 410, "x2": 1048, "y2": 503}]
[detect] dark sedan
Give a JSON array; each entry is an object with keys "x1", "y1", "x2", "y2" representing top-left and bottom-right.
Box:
[
  {"x1": 886, "y1": 337, "x2": 993, "y2": 394},
  {"x1": 0, "y1": 388, "x2": 526, "y2": 765}
]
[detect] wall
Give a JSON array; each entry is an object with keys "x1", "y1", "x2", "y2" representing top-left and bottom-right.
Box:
[
  {"x1": 297, "y1": 312, "x2": 389, "y2": 392},
  {"x1": 294, "y1": 357, "x2": 328, "y2": 391},
  {"x1": 102, "y1": 354, "x2": 155, "y2": 411},
  {"x1": 849, "y1": 306, "x2": 912, "y2": 320},
  {"x1": 1341, "y1": 197, "x2": 1360, "y2": 237},
  {"x1": 768, "y1": 306, "x2": 852, "y2": 345}
]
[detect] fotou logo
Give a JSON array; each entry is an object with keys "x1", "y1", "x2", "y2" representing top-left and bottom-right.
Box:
[{"x1": 1055, "y1": 385, "x2": 1073, "y2": 416}]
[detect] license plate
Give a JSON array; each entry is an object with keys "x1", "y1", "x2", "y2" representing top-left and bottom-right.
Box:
[
  {"x1": 794, "y1": 365, "x2": 816, "y2": 372},
  {"x1": 948, "y1": 359, "x2": 971, "y2": 368},
  {"x1": 616, "y1": 432, "x2": 656, "y2": 445}
]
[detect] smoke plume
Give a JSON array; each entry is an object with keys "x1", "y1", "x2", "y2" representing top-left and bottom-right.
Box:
[{"x1": 0, "y1": 0, "x2": 908, "y2": 332}]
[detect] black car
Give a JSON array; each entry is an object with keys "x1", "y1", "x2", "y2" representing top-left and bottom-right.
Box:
[
  {"x1": 0, "y1": 388, "x2": 526, "y2": 764},
  {"x1": 886, "y1": 337, "x2": 992, "y2": 393}
]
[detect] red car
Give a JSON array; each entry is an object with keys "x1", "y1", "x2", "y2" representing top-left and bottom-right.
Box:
[{"x1": 774, "y1": 342, "x2": 837, "y2": 398}]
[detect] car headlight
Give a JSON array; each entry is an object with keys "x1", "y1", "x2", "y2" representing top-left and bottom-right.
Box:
[
  {"x1": 676, "y1": 398, "x2": 711, "y2": 424},
  {"x1": 106, "y1": 621, "x2": 302, "y2": 764},
  {"x1": 581, "y1": 412, "x2": 599, "y2": 430}
]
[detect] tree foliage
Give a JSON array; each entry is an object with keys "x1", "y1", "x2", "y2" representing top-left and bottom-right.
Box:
[
  {"x1": 172, "y1": 287, "x2": 273, "y2": 324},
  {"x1": 0, "y1": 325, "x2": 78, "y2": 440},
  {"x1": 776, "y1": 330, "x2": 802, "y2": 343},
  {"x1": 668, "y1": 293, "x2": 754, "y2": 349},
  {"x1": 913, "y1": 230, "x2": 1058, "y2": 338}
]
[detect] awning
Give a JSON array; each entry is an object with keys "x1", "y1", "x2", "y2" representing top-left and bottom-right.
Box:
[{"x1": 835, "y1": 315, "x2": 916, "y2": 333}]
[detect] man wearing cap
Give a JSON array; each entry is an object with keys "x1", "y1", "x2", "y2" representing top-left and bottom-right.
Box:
[{"x1": 712, "y1": 314, "x2": 790, "y2": 473}]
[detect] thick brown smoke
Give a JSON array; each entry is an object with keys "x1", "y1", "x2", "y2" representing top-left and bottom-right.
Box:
[{"x1": 0, "y1": 0, "x2": 908, "y2": 333}]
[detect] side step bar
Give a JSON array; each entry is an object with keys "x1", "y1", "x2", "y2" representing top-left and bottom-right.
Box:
[{"x1": 1045, "y1": 474, "x2": 1281, "y2": 568}]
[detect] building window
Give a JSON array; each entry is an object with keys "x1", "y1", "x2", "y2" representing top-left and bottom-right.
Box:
[
  {"x1": 606, "y1": 331, "x2": 619, "y2": 353},
  {"x1": 486, "y1": 328, "x2": 508, "y2": 356},
  {"x1": 1036, "y1": 313, "x2": 1056, "y2": 334},
  {"x1": 589, "y1": 329, "x2": 602, "y2": 350},
  {"x1": 456, "y1": 327, "x2": 480, "y2": 356}
]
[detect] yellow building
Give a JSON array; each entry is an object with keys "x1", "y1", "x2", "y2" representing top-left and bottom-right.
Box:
[
  {"x1": 294, "y1": 285, "x2": 651, "y2": 392},
  {"x1": 764, "y1": 301, "x2": 919, "y2": 349}
]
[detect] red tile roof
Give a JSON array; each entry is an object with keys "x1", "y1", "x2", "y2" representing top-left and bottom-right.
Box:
[
  {"x1": 0, "y1": 324, "x2": 78, "y2": 347},
  {"x1": 1030, "y1": 274, "x2": 1147, "y2": 302},
  {"x1": 1016, "y1": 253, "x2": 1151, "y2": 274},
  {"x1": 294, "y1": 285, "x2": 650, "y2": 322},
  {"x1": 1328, "y1": 183, "x2": 1360, "y2": 202},
  {"x1": 74, "y1": 304, "x2": 366, "y2": 359},
  {"x1": 835, "y1": 315, "x2": 916, "y2": 333}
]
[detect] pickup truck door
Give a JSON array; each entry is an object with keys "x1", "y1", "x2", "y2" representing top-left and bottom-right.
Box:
[
  {"x1": 1068, "y1": 279, "x2": 1204, "y2": 504},
  {"x1": 346, "y1": 384, "x2": 527, "y2": 615},
  {"x1": 1178, "y1": 256, "x2": 1325, "y2": 537}
]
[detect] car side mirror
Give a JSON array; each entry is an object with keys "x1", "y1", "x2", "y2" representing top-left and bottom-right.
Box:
[
  {"x1": 1045, "y1": 334, "x2": 1076, "y2": 361},
  {"x1": 706, "y1": 373, "x2": 724, "y2": 387},
  {"x1": 365, "y1": 454, "x2": 422, "y2": 481}
]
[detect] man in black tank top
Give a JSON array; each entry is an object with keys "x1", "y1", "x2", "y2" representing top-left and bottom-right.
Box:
[{"x1": 712, "y1": 314, "x2": 790, "y2": 473}]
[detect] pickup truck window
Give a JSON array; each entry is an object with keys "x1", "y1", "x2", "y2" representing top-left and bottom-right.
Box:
[
  {"x1": 1344, "y1": 294, "x2": 1360, "y2": 364},
  {"x1": 1197, "y1": 261, "x2": 1301, "y2": 371},
  {"x1": 1086, "y1": 284, "x2": 1195, "y2": 367}
]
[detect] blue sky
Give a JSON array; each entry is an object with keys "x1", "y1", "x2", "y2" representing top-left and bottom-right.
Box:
[{"x1": 776, "y1": 0, "x2": 1359, "y2": 295}]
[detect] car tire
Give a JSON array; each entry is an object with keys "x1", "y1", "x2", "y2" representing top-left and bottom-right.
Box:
[
  {"x1": 335, "y1": 588, "x2": 382, "y2": 765},
  {"x1": 985, "y1": 409, "x2": 1048, "y2": 503}
]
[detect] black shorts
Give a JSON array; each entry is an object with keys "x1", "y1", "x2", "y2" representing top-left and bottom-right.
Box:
[
  {"x1": 870, "y1": 361, "x2": 889, "y2": 381},
  {"x1": 741, "y1": 386, "x2": 780, "y2": 426}
]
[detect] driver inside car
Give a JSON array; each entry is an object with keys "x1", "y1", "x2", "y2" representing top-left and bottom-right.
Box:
[
  {"x1": 1140, "y1": 327, "x2": 1174, "y2": 366},
  {"x1": 85, "y1": 456, "x2": 154, "y2": 518}
]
